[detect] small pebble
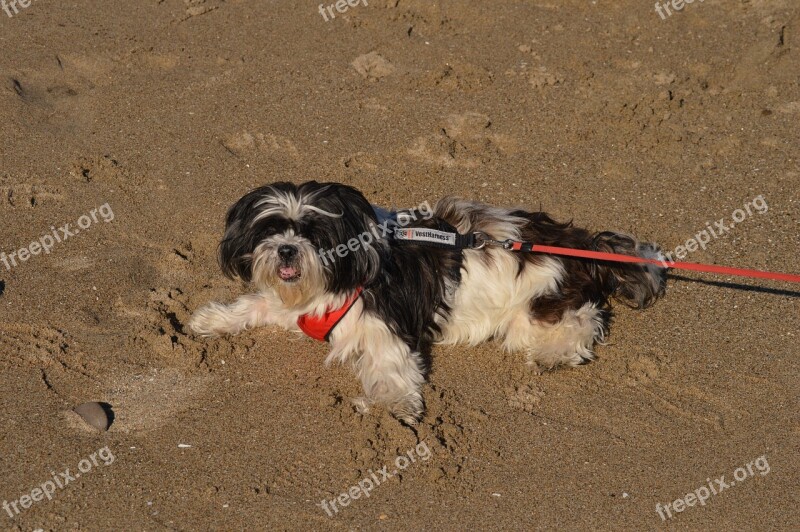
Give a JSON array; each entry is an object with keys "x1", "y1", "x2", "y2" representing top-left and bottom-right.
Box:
[{"x1": 73, "y1": 402, "x2": 110, "y2": 431}]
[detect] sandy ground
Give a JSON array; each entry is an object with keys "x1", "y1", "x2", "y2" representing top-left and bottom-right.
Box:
[{"x1": 0, "y1": 0, "x2": 798, "y2": 530}]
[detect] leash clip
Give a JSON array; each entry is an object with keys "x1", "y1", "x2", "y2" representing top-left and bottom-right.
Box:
[
  {"x1": 472, "y1": 232, "x2": 514, "y2": 250},
  {"x1": 471, "y1": 232, "x2": 488, "y2": 249}
]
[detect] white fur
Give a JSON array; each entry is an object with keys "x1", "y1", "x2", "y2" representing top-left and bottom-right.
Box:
[
  {"x1": 253, "y1": 187, "x2": 341, "y2": 223},
  {"x1": 327, "y1": 302, "x2": 425, "y2": 424},
  {"x1": 436, "y1": 248, "x2": 564, "y2": 346},
  {"x1": 190, "y1": 195, "x2": 637, "y2": 424},
  {"x1": 503, "y1": 302, "x2": 606, "y2": 369}
]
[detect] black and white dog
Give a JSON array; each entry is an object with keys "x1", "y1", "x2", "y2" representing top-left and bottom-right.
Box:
[{"x1": 190, "y1": 181, "x2": 666, "y2": 424}]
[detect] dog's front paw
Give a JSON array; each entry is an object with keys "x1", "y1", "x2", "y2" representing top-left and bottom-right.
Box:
[
  {"x1": 352, "y1": 395, "x2": 423, "y2": 425},
  {"x1": 188, "y1": 302, "x2": 230, "y2": 338},
  {"x1": 351, "y1": 396, "x2": 372, "y2": 415},
  {"x1": 390, "y1": 394, "x2": 424, "y2": 426}
]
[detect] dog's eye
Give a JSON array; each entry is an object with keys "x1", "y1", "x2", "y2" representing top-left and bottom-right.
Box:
[
  {"x1": 254, "y1": 218, "x2": 293, "y2": 238},
  {"x1": 295, "y1": 220, "x2": 319, "y2": 240},
  {"x1": 260, "y1": 227, "x2": 279, "y2": 236}
]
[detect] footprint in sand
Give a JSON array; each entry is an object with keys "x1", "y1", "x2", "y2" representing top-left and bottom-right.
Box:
[
  {"x1": 181, "y1": 0, "x2": 222, "y2": 20},
  {"x1": 775, "y1": 101, "x2": 800, "y2": 113},
  {"x1": 3, "y1": 53, "x2": 117, "y2": 138},
  {"x1": 622, "y1": 351, "x2": 730, "y2": 432},
  {"x1": 505, "y1": 383, "x2": 545, "y2": 413},
  {"x1": 0, "y1": 324, "x2": 102, "y2": 398},
  {"x1": 528, "y1": 66, "x2": 564, "y2": 89},
  {"x1": 351, "y1": 52, "x2": 395, "y2": 81},
  {"x1": 0, "y1": 176, "x2": 64, "y2": 208},
  {"x1": 624, "y1": 352, "x2": 667, "y2": 386},
  {"x1": 5, "y1": 53, "x2": 107, "y2": 112},
  {"x1": 407, "y1": 112, "x2": 518, "y2": 168},
  {"x1": 221, "y1": 132, "x2": 301, "y2": 163},
  {"x1": 427, "y1": 62, "x2": 494, "y2": 92}
]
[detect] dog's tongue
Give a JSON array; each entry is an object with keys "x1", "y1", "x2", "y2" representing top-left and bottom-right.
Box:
[{"x1": 279, "y1": 266, "x2": 297, "y2": 280}]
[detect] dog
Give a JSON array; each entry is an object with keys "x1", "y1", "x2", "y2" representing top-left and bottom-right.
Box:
[{"x1": 189, "y1": 181, "x2": 666, "y2": 424}]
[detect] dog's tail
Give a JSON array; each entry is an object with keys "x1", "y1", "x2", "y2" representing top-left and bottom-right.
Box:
[{"x1": 590, "y1": 232, "x2": 667, "y2": 309}]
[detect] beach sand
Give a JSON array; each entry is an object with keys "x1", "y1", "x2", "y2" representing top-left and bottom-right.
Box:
[{"x1": 0, "y1": 0, "x2": 798, "y2": 529}]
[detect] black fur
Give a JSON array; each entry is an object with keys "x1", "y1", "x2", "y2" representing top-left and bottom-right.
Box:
[
  {"x1": 218, "y1": 182, "x2": 462, "y2": 355},
  {"x1": 219, "y1": 181, "x2": 383, "y2": 291},
  {"x1": 362, "y1": 215, "x2": 463, "y2": 355},
  {"x1": 512, "y1": 211, "x2": 667, "y2": 325},
  {"x1": 219, "y1": 182, "x2": 664, "y2": 355}
]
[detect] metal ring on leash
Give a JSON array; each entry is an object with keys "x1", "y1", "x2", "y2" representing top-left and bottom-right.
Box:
[{"x1": 471, "y1": 232, "x2": 486, "y2": 249}]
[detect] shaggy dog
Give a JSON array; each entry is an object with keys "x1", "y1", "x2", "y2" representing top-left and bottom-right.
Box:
[{"x1": 190, "y1": 181, "x2": 666, "y2": 424}]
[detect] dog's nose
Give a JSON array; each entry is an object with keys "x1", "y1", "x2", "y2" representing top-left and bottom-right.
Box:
[{"x1": 278, "y1": 244, "x2": 298, "y2": 261}]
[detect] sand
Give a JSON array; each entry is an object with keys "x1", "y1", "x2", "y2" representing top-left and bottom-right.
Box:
[{"x1": 0, "y1": 0, "x2": 798, "y2": 529}]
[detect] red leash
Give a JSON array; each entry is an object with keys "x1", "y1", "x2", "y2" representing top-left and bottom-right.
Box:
[
  {"x1": 394, "y1": 228, "x2": 800, "y2": 284},
  {"x1": 510, "y1": 242, "x2": 800, "y2": 284}
]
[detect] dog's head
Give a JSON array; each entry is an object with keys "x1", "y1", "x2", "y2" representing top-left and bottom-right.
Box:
[{"x1": 218, "y1": 181, "x2": 384, "y2": 307}]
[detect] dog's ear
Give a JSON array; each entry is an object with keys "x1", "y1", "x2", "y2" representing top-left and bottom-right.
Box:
[
  {"x1": 218, "y1": 219, "x2": 254, "y2": 282},
  {"x1": 217, "y1": 185, "x2": 282, "y2": 282},
  {"x1": 307, "y1": 182, "x2": 386, "y2": 290},
  {"x1": 218, "y1": 203, "x2": 255, "y2": 282}
]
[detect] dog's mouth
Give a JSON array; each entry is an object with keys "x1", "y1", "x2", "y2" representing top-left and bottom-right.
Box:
[{"x1": 278, "y1": 265, "x2": 301, "y2": 282}]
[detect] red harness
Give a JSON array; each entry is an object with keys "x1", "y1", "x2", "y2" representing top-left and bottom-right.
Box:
[{"x1": 297, "y1": 288, "x2": 364, "y2": 342}]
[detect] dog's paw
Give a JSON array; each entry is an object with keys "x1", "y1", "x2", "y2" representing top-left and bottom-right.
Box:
[
  {"x1": 351, "y1": 396, "x2": 372, "y2": 414},
  {"x1": 188, "y1": 303, "x2": 229, "y2": 337},
  {"x1": 352, "y1": 395, "x2": 423, "y2": 425},
  {"x1": 390, "y1": 394, "x2": 424, "y2": 426}
]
